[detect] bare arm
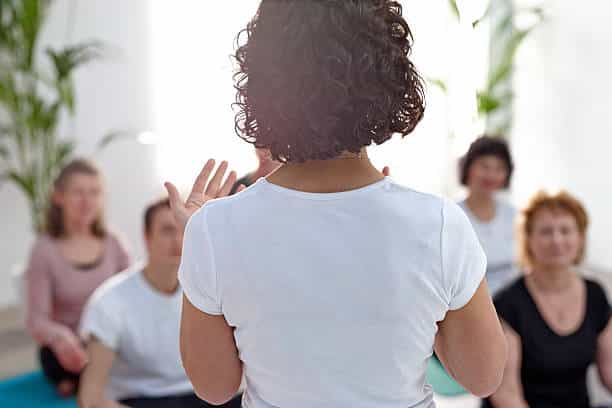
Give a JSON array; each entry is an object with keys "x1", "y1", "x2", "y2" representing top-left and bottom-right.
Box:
[
  {"x1": 597, "y1": 319, "x2": 612, "y2": 392},
  {"x1": 488, "y1": 323, "x2": 529, "y2": 407},
  {"x1": 78, "y1": 339, "x2": 127, "y2": 408},
  {"x1": 435, "y1": 279, "x2": 507, "y2": 398},
  {"x1": 180, "y1": 296, "x2": 242, "y2": 405}
]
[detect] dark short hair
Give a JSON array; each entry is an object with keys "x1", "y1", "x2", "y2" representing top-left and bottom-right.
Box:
[
  {"x1": 459, "y1": 136, "x2": 514, "y2": 188},
  {"x1": 233, "y1": 0, "x2": 426, "y2": 163},
  {"x1": 144, "y1": 198, "x2": 171, "y2": 235}
]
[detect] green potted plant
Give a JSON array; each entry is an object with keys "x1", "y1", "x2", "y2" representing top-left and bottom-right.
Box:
[{"x1": 0, "y1": 0, "x2": 103, "y2": 232}]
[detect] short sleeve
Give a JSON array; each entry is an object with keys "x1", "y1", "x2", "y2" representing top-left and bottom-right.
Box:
[
  {"x1": 588, "y1": 280, "x2": 611, "y2": 334},
  {"x1": 442, "y1": 199, "x2": 488, "y2": 310},
  {"x1": 79, "y1": 295, "x2": 122, "y2": 350},
  {"x1": 178, "y1": 208, "x2": 223, "y2": 315}
]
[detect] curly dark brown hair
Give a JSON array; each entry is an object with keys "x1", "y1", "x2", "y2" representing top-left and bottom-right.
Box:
[{"x1": 233, "y1": 0, "x2": 426, "y2": 163}]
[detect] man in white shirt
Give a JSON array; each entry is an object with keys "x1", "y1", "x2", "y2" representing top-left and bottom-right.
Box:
[{"x1": 77, "y1": 198, "x2": 242, "y2": 408}]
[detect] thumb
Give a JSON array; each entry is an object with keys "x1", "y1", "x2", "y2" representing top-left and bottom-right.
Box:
[
  {"x1": 382, "y1": 166, "x2": 390, "y2": 177},
  {"x1": 164, "y1": 182, "x2": 182, "y2": 209}
]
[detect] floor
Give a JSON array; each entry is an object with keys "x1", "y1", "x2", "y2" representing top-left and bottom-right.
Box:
[{"x1": 0, "y1": 306, "x2": 37, "y2": 380}]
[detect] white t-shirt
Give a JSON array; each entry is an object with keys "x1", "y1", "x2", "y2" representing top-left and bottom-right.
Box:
[
  {"x1": 179, "y1": 177, "x2": 486, "y2": 408},
  {"x1": 80, "y1": 267, "x2": 192, "y2": 401},
  {"x1": 459, "y1": 199, "x2": 517, "y2": 295}
]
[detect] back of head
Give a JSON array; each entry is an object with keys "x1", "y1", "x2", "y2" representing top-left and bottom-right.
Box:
[{"x1": 234, "y1": 0, "x2": 426, "y2": 163}]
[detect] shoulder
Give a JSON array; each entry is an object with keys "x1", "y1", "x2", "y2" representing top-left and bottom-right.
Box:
[
  {"x1": 105, "y1": 230, "x2": 129, "y2": 251},
  {"x1": 494, "y1": 277, "x2": 526, "y2": 309},
  {"x1": 497, "y1": 199, "x2": 517, "y2": 218},
  {"x1": 387, "y1": 179, "x2": 444, "y2": 202},
  {"x1": 188, "y1": 180, "x2": 272, "y2": 232},
  {"x1": 30, "y1": 234, "x2": 55, "y2": 255},
  {"x1": 585, "y1": 278, "x2": 610, "y2": 304},
  {"x1": 493, "y1": 277, "x2": 527, "y2": 329},
  {"x1": 495, "y1": 276, "x2": 525, "y2": 298},
  {"x1": 87, "y1": 267, "x2": 142, "y2": 310},
  {"x1": 384, "y1": 180, "x2": 448, "y2": 223}
]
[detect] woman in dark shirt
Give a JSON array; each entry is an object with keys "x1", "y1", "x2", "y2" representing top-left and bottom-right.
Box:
[{"x1": 485, "y1": 190, "x2": 612, "y2": 407}]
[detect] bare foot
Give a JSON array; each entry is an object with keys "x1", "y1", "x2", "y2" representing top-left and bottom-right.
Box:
[{"x1": 57, "y1": 380, "x2": 76, "y2": 397}]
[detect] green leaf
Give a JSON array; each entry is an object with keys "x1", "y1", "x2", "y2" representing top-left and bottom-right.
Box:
[
  {"x1": 58, "y1": 79, "x2": 75, "y2": 113},
  {"x1": 426, "y1": 77, "x2": 448, "y2": 94},
  {"x1": 487, "y1": 61, "x2": 513, "y2": 90},
  {"x1": 97, "y1": 130, "x2": 127, "y2": 151},
  {"x1": 54, "y1": 140, "x2": 75, "y2": 167},
  {"x1": 477, "y1": 92, "x2": 501, "y2": 115},
  {"x1": 487, "y1": 29, "x2": 532, "y2": 90},
  {"x1": 0, "y1": 72, "x2": 20, "y2": 113},
  {"x1": 472, "y1": 3, "x2": 492, "y2": 28},
  {"x1": 0, "y1": 2, "x2": 20, "y2": 56},
  {"x1": 448, "y1": 0, "x2": 460, "y2": 21},
  {"x1": 47, "y1": 41, "x2": 104, "y2": 81},
  {"x1": 7, "y1": 170, "x2": 36, "y2": 201},
  {"x1": 40, "y1": 101, "x2": 61, "y2": 133},
  {"x1": 18, "y1": 0, "x2": 47, "y2": 70},
  {"x1": 493, "y1": 14, "x2": 513, "y2": 39}
]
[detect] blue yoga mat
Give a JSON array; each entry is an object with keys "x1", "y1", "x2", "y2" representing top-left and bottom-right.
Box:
[
  {"x1": 426, "y1": 356, "x2": 467, "y2": 397},
  {"x1": 0, "y1": 363, "x2": 462, "y2": 405},
  {"x1": 0, "y1": 371, "x2": 76, "y2": 408}
]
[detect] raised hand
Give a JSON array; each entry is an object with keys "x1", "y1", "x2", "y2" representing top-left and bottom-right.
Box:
[{"x1": 165, "y1": 159, "x2": 238, "y2": 230}]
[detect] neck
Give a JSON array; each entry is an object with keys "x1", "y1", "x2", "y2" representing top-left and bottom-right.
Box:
[
  {"x1": 465, "y1": 192, "x2": 496, "y2": 221},
  {"x1": 267, "y1": 150, "x2": 383, "y2": 193},
  {"x1": 529, "y1": 265, "x2": 575, "y2": 292},
  {"x1": 63, "y1": 219, "x2": 94, "y2": 238},
  {"x1": 251, "y1": 161, "x2": 281, "y2": 181},
  {"x1": 143, "y1": 263, "x2": 179, "y2": 295}
]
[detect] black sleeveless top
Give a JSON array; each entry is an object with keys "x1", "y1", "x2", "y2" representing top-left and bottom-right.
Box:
[{"x1": 484, "y1": 277, "x2": 610, "y2": 408}]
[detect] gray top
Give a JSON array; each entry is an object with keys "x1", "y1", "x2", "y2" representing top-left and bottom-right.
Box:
[{"x1": 459, "y1": 198, "x2": 518, "y2": 295}]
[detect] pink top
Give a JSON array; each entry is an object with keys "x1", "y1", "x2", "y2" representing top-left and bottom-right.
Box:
[{"x1": 25, "y1": 233, "x2": 131, "y2": 345}]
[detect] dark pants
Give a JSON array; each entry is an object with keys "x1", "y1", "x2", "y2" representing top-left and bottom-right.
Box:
[
  {"x1": 120, "y1": 393, "x2": 242, "y2": 408},
  {"x1": 39, "y1": 347, "x2": 80, "y2": 387}
]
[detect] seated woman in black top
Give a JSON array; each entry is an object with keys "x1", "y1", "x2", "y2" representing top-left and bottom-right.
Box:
[{"x1": 485, "y1": 190, "x2": 612, "y2": 407}]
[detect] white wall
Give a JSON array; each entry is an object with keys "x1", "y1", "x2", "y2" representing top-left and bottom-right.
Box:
[
  {"x1": 0, "y1": 0, "x2": 157, "y2": 308},
  {"x1": 4, "y1": 0, "x2": 610, "y2": 303},
  {"x1": 512, "y1": 0, "x2": 612, "y2": 270}
]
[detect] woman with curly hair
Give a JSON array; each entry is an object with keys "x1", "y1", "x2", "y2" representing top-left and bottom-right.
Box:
[{"x1": 165, "y1": 1, "x2": 507, "y2": 407}]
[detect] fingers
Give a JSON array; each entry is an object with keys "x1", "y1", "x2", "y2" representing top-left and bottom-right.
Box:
[
  {"x1": 218, "y1": 171, "x2": 237, "y2": 198},
  {"x1": 164, "y1": 182, "x2": 182, "y2": 210},
  {"x1": 205, "y1": 161, "x2": 229, "y2": 197},
  {"x1": 382, "y1": 166, "x2": 390, "y2": 177},
  {"x1": 189, "y1": 159, "x2": 216, "y2": 201}
]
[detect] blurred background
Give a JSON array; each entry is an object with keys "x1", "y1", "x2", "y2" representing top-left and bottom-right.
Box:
[{"x1": 1, "y1": 1, "x2": 611, "y2": 407}]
